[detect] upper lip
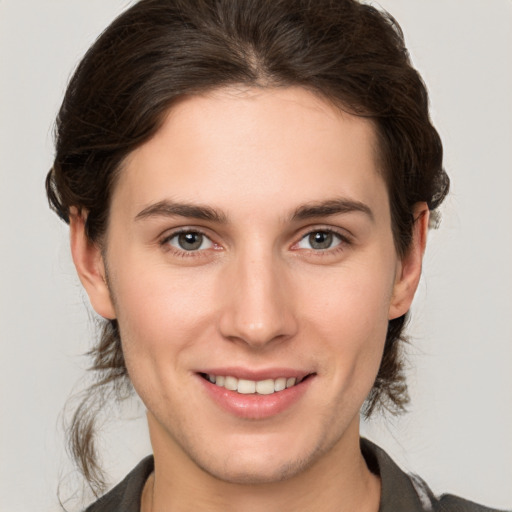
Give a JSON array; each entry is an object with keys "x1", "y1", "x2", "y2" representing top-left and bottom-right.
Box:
[{"x1": 196, "y1": 367, "x2": 313, "y2": 381}]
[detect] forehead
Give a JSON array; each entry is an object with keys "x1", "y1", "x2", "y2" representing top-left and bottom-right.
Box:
[{"x1": 115, "y1": 86, "x2": 388, "y2": 220}]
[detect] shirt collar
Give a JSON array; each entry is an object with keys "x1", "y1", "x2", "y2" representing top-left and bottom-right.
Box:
[{"x1": 361, "y1": 437, "x2": 434, "y2": 512}]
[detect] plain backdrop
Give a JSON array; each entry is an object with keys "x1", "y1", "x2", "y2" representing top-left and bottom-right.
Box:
[{"x1": 1, "y1": 1, "x2": 511, "y2": 511}]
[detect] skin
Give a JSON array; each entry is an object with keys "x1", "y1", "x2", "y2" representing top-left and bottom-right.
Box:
[{"x1": 70, "y1": 87, "x2": 429, "y2": 512}]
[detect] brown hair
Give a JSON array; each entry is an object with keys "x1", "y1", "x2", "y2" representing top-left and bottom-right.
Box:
[{"x1": 47, "y1": 0, "x2": 449, "y2": 494}]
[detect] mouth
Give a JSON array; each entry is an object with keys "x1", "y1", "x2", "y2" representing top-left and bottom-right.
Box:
[
  {"x1": 197, "y1": 369, "x2": 316, "y2": 419},
  {"x1": 199, "y1": 373, "x2": 313, "y2": 395}
]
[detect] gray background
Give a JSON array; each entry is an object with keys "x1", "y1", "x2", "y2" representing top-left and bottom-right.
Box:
[{"x1": 1, "y1": 1, "x2": 511, "y2": 510}]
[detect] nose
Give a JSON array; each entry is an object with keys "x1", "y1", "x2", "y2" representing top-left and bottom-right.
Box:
[{"x1": 218, "y1": 248, "x2": 298, "y2": 349}]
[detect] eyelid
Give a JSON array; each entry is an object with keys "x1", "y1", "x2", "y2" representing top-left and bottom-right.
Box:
[
  {"x1": 295, "y1": 225, "x2": 351, "y2": 242},
  {"x1": 299, "y1": 230, "x2": 340, "y2": 247},
  {"x1": 290, "y1": 226, "x2": 353, "y2": 253},
  {"x1": 157, "y1": 224, "x2": 352, "y2": 255},
  {"x1": 170, "y1": 232, "x2": 213, "y2": 251},
  {"x1": 159, "y1": 227, "x2": 220, "y2": 254}
]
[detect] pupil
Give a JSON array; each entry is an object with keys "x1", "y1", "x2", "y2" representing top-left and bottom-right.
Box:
[
  {"x1": 309, "y1": 231, "x2": 332, "y2": 250},
  {"x1": 178, "y1": 232, "x2": 202, "y2": 250}
]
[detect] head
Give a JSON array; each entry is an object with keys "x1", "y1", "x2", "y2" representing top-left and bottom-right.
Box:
[{"x1": 47, "y1": 0, "x2": 448, "y2": 493}]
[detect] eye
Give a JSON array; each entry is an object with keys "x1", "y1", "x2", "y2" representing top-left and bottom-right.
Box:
[
  {"x1": 296, "y1": 230, "x2": 343, "y2": 251},
  {"x1": 166, "y1": 231, "x2": 214, "y2": 251}
]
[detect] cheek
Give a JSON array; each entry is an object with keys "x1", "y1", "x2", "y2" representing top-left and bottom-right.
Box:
[
  {"x1": 109, "y1": 261, "x2": 219, "y2": 384},
  {"x1": 301, "y1": 257, "x2": 395, "y2": 332},
  {"x1": 113, "y1": 255, "x2": 215, "y2": 325},
  {"x1": 298, "y1": 258, "x2": 395, "y2": 378}
]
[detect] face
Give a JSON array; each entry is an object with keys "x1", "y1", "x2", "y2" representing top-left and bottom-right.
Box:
[{"x1": 74, "y1": 87, "x2": 424, "y2": 484}]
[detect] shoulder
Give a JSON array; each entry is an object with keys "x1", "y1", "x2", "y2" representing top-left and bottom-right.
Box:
[
  {"x1": 410, "y1": 471, "x2": 506, "y2": 512},
  {"x1": 434, "y1": 494, "x2": 509, "y2": 512},
  {"x1": 361, "y1": 438, "x2": 508, "y2": 512},
  {"x1": 84, "y1": 455, "x2": 154, "y2": 512}
]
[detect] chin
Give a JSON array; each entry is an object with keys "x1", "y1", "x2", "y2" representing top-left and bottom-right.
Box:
[
  {"x1": 185, "y1": 431, "x2": 332, "y2": 485},
  {"x1": 197, "y1": 452, "x2": 315, "y2": 485}
]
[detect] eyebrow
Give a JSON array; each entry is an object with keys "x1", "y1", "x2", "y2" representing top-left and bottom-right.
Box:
[
  {"x1": 134, "y1": 197, "x2": 373, "y2": 224},
  {"x1": 135, "y1": 200, "x2": 228, "y2": 223},
  {"x1": 291, "y1": 198, "x2": 374, "y2": 222}
]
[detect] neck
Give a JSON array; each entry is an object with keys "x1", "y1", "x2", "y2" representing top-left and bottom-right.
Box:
[{"x1": 142, "y1": 417, "x2": 380, "y2": 512}]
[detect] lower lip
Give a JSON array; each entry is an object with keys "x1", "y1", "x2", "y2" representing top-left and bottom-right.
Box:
[{"x1": 198, "y1": 375, "x2": 314, "y2": 420}]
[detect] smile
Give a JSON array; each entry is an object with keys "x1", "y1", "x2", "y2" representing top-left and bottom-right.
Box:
[
  {"x1": 201, "y1": 374, "x2": 307, "y2": 395},
  {"x1": 198, "y1": 370, "x2": 315, "y2": 419}
]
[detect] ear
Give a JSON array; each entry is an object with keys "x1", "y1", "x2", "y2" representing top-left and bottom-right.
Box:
[
  {"x1": 69, "y1": 210, "x2": 116, "y2": 320},
  {"x1": 389, "y1": 202, "x2": 430, "y2": 320}
]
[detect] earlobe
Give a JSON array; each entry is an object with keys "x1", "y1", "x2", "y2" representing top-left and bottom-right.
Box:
[
  {"x1": 69, "y1": 210, "x2": 116, "y2": 320},
  {"x1": 388, "y1": 203, "x2": 430, "y2": 320}
]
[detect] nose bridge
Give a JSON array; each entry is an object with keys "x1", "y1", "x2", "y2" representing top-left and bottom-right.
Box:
[{"x1": 219, "y1": 242, "x2": 296, "y2": 347}]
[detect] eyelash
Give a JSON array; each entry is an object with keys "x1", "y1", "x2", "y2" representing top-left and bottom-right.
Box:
[
  {"x1": 159, "y1": 227, "x2": 352, "y2": 257},
  {"x1": 293, "y1": 228, "x2": 351, "y2": 254},
  {"x1": 159, "y1": 228, "x2": 217, "y2": 258}
]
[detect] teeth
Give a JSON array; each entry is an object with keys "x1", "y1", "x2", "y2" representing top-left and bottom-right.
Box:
[
  {"x1": 237, "y1": 379, "x2": 256, "y2": 394},
  {"x1": 206, "y1": 374, "x2": 303, "y2": 395},
  {"x1": 274, "y1": 377, "x2": 287, "y2": 391},
  {"x1": 255, "y1": 379, "x2": 275, "y2": 395},
  {"x1": 224, "y1": 376, "x2": 238, "y2": 391}
]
